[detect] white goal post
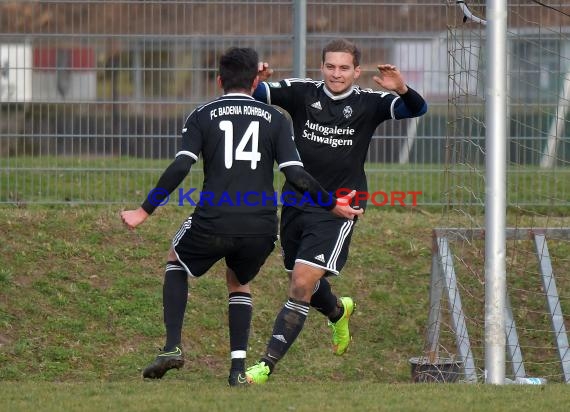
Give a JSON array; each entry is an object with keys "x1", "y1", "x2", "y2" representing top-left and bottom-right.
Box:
[
  {"x1": 424, "y1": 227, "x2": 570, "y2": 384},
  {"x1": 445, "y1": 0, "x2": 570, "y2": 384}
]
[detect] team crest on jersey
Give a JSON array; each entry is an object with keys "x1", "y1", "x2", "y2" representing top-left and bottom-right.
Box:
[
  {"x1": 268, "y1": 82, "x2": 281, "y2": 88},
  {"x1": 343, "y1": 105, "x2": 353, "y2": 119}
]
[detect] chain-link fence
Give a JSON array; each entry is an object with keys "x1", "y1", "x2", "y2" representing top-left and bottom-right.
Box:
[{"x1": 0, "y1": 1, "x2": 568, "y2": 206}]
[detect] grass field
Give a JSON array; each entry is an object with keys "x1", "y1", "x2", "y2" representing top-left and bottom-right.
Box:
[
  {"x1": 2, "y1": 380, "x2": 570, "y2": 412},
  {"x1": 2, "y1": 204, "x2": 570, "y2": 410},
  {"x1": 2, "y1": 156, "x2": 570, "y2": 207}
]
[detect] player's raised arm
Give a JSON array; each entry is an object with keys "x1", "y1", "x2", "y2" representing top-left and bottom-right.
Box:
[
  {"x1": 257, "y1": 61, "x2": 274, "y2": 82},
  {"x1": 373, "y1": 64, "x2": 407, "y2": 93},
  {"x1": 252, "y1": 62, "x2": 274, "y2": 103},
  {"x1": 373, "y1": 64, "x2": 427, "y2": 119}
]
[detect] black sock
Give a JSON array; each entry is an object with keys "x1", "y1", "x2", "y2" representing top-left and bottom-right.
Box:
[
  {"x1": 328, "y1": 303, "x2": 344, "y2": 323},
  {"x1": 310, "y1": 278, "x2": 342, "y2": 321},
  {"x1": 228, "y1": 292, "x2": 252, "y2": 372},
  {"x1": 163, "y1": 261, "x2": 188, "y2": 351},
  {"x1": 261, "y1": 298, "x2": 309, "y2": 373},
  {"x1": 231, "y1": 358, "x2": 245, "y2": 372}
]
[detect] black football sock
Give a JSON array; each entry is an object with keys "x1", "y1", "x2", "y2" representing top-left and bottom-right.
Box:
[
  {"x1": 228, "y1": 292, "x2": 252, "y2": 372},
  {"x1": 261, "y1": 298, "x2": 309, "y2": 373},
  {"x1": 163, "y1": 261, "x2": 188, "y2": 351},
  {"x1": 310, "y1": 278, "x2": 343, "y2": 321},
  {"x1": 328, "y1": 300, "x2": 345, "y2": 323}
]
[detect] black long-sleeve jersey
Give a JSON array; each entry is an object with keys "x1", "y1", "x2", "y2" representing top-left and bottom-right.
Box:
[
  {"x1": 254, "y1": 79, "x2": 427, "y2": 208},
  {"x1": 141, "y1": 93, "x2": 335, "y2": 236}
]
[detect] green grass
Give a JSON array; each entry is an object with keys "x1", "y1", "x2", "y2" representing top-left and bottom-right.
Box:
[
  {"x1": 2, "y1": 156, "x2": 570, "y2": 206},
  {"x1": 2, "y1": 381, "x2": 570, "y2": 412},
  {"x1": 2, "y1": 205, "x2": 570, "y2": 410}
]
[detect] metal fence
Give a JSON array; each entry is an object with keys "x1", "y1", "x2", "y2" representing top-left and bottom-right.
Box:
[{"x1": 0, "y1": 1, "x2": 569, "y2": 206}]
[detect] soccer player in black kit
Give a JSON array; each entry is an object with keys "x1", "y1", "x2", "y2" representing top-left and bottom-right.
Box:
[
  {"x1": 120, "y1": 47, "x2": 362, "y2": 386},
  {"x1": 245, "y1": 38, "x2": 428, "y2": 383}
]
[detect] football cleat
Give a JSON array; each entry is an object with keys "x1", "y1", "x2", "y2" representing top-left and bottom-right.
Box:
[
  {"x1": 245, "y1": 361, "x2": 271, "y2": 384},
  {"x1": 142, "y1": 346, "x2": 184, "y2": 379},
  {"x1": 328, "y1": 297, "x2": 355, "y2": 355},
  {"x1": 228, "y1": 369, "x2": 249, "y2": 387}
]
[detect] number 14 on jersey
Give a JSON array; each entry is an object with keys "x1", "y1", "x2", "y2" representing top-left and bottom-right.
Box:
[{"x1": 219, "y1": 120, "x2": 261, "y2": 170}]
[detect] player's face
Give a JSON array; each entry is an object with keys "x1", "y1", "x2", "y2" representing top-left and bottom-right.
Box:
[{"x1": 321, "y1": 51, "x2": 361, "y2": 95}]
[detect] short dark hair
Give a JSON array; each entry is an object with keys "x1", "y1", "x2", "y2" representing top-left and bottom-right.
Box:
[
  {"x1": 321, "y1": 38, "x2": 361, "y2": 67},
  {"x1": 218, "y1": 47, "x2": 259, "y2": 92}
]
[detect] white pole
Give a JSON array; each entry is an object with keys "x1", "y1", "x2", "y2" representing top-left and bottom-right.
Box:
[
  {"x1": 398, "y1": 118, "x2": 419, "y2": 165},
  {"x1": 293, "y1": 0, "x2": 306, "y2": 78},
  {"x1": 540, "y1": 71, "x2": 570, "y2": 168},
  {"x1": 485, "y1": 0, "x2": 507, "y2": 385}
]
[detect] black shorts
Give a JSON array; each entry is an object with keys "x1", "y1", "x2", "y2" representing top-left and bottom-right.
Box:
[
  {"x1": 279, "y1": 206, "x2": 356, "y2": 276},
  {"x1": 172, "y1": 216, "x2": 277, "y2": 285}
]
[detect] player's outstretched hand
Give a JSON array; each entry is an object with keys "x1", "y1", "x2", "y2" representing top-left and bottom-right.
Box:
[
  {"x1": 257, "y1": 62, "x2": 274, "y2": 82},
  {"x1": 120, "y1": 207, "x2": 149, "y2": 229},
  {"x1": 332, "y1": 190, "x2": 364, "y2": 220},
  {"x1": 373, "y1": 64, "x2": 408, "y2": 94}
]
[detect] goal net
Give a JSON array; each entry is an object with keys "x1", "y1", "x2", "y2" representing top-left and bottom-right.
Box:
[{"x1": 424, "y1": 0, "x2": 570, "y2": 384}]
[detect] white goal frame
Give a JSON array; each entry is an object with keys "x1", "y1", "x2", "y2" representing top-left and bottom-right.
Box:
[{"x1": 425, "y1": 227, "x2": 570, "y2": 383}]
